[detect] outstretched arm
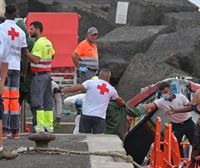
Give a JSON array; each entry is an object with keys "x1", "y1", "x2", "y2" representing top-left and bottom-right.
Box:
[
  {"x1": 61, "y1": 84, "x2": 85, "y2": 94},
  {"x1": 144, "y1": 103, "x2": 157, "y2": 111},
  {"x1": 113, "y1": 97, "x2": 125, "y2": 106}
]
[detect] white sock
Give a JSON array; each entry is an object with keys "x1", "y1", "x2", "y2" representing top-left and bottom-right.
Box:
[{"x1": 0, "y1": 146, "x2": 3, "y2": 151}]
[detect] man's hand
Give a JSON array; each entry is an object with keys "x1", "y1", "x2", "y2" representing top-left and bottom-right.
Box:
[
  {"x1": 114, "y1": 97, "x2": 125, "y2": 106},
  {"x1": 166, "y1": 110, "x2": 175, "y2": 115},
  {"x1": 53, "y1": 87, "x2": 61, "y2": 94},
  {"x1": 167, "y1": 105, "x2": 175, "y2": 115},
  {"x1": 144, "y1": 103, "x2": 157, "y2": 116},
  {"x1": 79, "y1": 66, "x2": 88, "y2": 73}
]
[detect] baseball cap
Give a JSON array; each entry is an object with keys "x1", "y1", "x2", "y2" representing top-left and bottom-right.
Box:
[{"x1": 87, "y1": 27, "x2": 98, "y2": 35}]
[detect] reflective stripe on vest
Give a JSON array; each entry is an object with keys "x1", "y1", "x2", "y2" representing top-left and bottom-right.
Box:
[
  {"x1": 31, "y1": 58, "x2": 52, "y2": 72},
  {"x1": 79, "y1": 57, "x2": 98, "y2": 69}
]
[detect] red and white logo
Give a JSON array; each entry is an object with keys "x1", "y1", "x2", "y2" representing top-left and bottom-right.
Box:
[
  {"x1": 97, "y1": 83, "x2": 109, "y2": 95},
  {"x1": 8, "y1": 27, "x2": 19, "y2": 40}
]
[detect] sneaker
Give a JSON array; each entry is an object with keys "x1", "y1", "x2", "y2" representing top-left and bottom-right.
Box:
[
  {"x1": 53, "y1": 117, "x2": 61, "y2": 128},
  {"x1": 12, "y1": 133, "x2": 20, "y2": 139},
  {"x1": 0, "y1": 148, "x2": 18, "y2": 160},
  {"x1": 3, "y1": 133, "x2": 8, "y2": 139}
]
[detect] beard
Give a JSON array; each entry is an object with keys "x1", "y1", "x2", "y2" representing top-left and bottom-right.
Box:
[{"x1": 30, "y1": 32, "x2": 37, "y2": 38}]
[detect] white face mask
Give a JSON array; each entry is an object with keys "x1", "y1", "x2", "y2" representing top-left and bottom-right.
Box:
[{"x1": 162, "y1": 93, "x2": 170, "y2": 100}]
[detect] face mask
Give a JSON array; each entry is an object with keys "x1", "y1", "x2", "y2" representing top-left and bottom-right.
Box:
[{"x1": 162, "y1": 93, "x2": 170, "y2": 100}]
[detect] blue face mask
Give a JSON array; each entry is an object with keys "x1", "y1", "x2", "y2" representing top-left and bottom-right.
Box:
[{"x1": 162, "y1": 93, "x2": 170, "y2": 100}]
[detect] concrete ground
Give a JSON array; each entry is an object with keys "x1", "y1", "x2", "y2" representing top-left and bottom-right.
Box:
[{"x1": 0, "y1": 134, "x2": 133, "y2": 168}]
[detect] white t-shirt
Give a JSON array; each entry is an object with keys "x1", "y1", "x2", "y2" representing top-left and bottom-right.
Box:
[
  {"x1": 0, "y1": 20, "x2": 27, "y2": 70},
  {"x1": 0, "y1": 30, "x2": 11, "y2": 78},
  {"x1": 154, "y1": 94, "x2": 191, "y2": 123},
  {"x1": 82, "y1": 79, "x2": 119, "y2": 119}
]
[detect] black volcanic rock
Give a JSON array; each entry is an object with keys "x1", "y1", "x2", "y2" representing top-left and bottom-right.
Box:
[
  {"x1": 98, "y1": 25, "x2": 170, "y2": 85},
  {"x1": 118, "y1": 28, "x2": 200, "y2": 100},
  {"x1": 107, "y1": 0, "x2": 199, "y2": 26},
  {"x1": 163, "y1": 11, "x2": 200, "y2": 31}
]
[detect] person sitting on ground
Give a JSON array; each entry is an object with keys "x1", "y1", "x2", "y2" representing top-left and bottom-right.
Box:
[{"x1": 54, "y1": 68, "x2": 125, "y2": 134}]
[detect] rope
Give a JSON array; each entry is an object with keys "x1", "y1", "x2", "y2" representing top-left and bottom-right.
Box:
[{"x1": 16, "y1": 147, "x2": 143, "y2": 168}]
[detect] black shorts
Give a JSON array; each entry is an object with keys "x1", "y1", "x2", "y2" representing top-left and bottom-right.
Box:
[{"x1": 0, "y1": 97, "x2": 3, "y2": 120}]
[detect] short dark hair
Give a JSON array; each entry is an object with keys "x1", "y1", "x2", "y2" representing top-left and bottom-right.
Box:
[
  {"x1": 5, "y1": 5, "x2": 17, "y2": 15},
  {"x1": 30, "y1": 21, "x2": 43, "y2": 32},
  {"x1": 159, "y1": 82, "x2": 171, "y2": 91}
]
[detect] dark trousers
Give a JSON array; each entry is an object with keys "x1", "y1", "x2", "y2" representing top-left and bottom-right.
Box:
[
  {"x1": 79, "y1": 115, "x2": 105, "y2": 134},
  {"x1": 172, "y1": 118, "x2": 195, "y2": 156}
]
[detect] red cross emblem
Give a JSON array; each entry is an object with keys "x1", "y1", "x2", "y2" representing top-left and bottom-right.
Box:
[
  {"x1": 8, "y1": 27, "x2": 19, "y2": 40},
  {"x1": 97, "y1": 83, "x2": 109, "y2": 95}
]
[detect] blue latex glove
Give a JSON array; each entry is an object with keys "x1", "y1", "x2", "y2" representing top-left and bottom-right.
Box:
[
  {"x1": 79, "y1": 66, "x2": 88, "y2": 73},
  {"x1": 75, "y1": 99, "x2": 82, "y2": 108}
]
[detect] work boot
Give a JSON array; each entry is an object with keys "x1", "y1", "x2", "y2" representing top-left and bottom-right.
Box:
[
  {"x1": 0, "y1": 148, "x2": 18, "y2": 160},
  {"x1": 34, "y1": 125, "x2": 45, "y2": 133},
  {"x1": 53, "y1": 117, "x2": 61, "y2": 128},
  {"x1": 45, "y1": 125, "x2": 54, "y2": 133}
]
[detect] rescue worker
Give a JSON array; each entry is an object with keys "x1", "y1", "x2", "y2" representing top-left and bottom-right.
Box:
[
  {"x1": 144, "y1": 82, "x2": 195, "y2": 156},
  {"x1": 54, "y1": 69, "x2": 125, "y2": 133},
  {"x1": 72, "y1": 27, "x2": 99, "y2": 83},
  {"x1": 51, "y1": 80, "x2": 62, "y2": 128},
  {"x1": 27, "y1": 21, "x2": 55, "y2": 133},
  {"x1": 0, "y1": 29, "x2": 18, "y2": 159},
  {"x1": 0, "y1": 5, "x2": 27, "y2": 139},
  {"x1": 63, "y1": 76, "x2": 98, "y2": 134}
]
